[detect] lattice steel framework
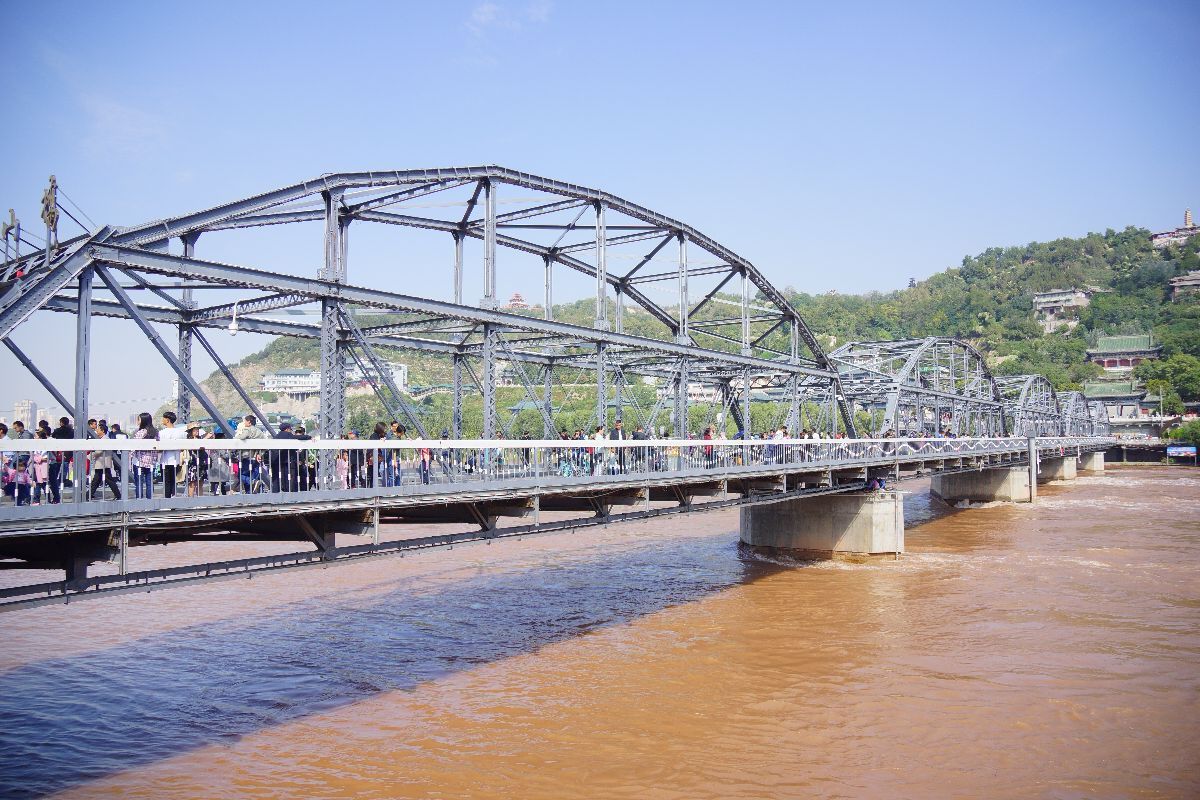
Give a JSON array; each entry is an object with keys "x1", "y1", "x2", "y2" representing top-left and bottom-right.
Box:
[
  {"x1": 1059, "y1": 391, "x2": 1091, "y2": 436},
  {"x1": 1090, "y1": 401, "x2": 1111, "y2": 436},
  {"x1": 0, "y1": 167, "x2": 861, "y2": 484},
  {"x1": 995, "y1": 374, "x2": 1062, "y2": 437},
  {"x1": 1058, "y1": 391, "x2": 1111, "y2": 437},
  {"x1": 830, "y1": 337, "x2": 1008, "y2": 437}
]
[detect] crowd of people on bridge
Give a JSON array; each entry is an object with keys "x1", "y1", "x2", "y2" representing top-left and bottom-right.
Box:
[{"x1": 2, "y1": 410, "x2": 970, "y2": 507}]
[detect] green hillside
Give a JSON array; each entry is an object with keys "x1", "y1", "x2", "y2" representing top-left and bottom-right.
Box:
[{"x1": 198, "y1": 226, "x2": 1200, "y2": 430}]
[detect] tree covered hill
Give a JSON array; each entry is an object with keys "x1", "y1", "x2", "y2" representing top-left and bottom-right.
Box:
[
  {"x1": 785, "y1": 227, "x2": 1200, "y2": 393},
  {"x1": 202, "y1": 226, "x2": 1200, "y2": 419}
]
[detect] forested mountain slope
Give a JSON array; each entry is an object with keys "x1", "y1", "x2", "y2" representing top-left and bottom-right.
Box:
[{"x1": 203, "y1": 227, "x2": 1200, "y2": 420}]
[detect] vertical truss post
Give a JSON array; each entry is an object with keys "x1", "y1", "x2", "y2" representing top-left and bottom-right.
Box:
[
  {"x1": 177, "y1": 233, "x2": 199, "y2": 423},
  {"x1": 481, "y1": 325, "x2": 497, "y2": 439},
  {"x1": 676, "y1": 233, "x2": 689, "y2": 343},
  {"x1": 543, "y1": 363, "x2": 554, "y2": 437},
  {"x1": 674, "y1": 357, "x2": 689, "y2": 436},
  {"x1": 453, "y1": 232, "x2": 464, "y2": 305},
  {"x1": 614, "y1": 287, "x2": 624, "y2": 334},
  {"x1": 176, "y1": 325, "x2": 192, "y2": 423},
  {"x1": 742, "y1": 369, "x2": 752, "y2": 438},
  {"x1": 594, "y1": 203, "x2": 608, "y2": 330},
  {"x1": 543, "y1": 255, "x2": 553, "y2": 320},
  {"x1": 318, "y1": 190, "x2": 347, "y2": 484},
  {"x1": 790, "y1": 318, "x2": 800, "y2": 360},
  {"x1": 884, "y1": 390, "x2": 901, "y2": 436},
  {"x1": 740, "y1": 270, "x2": 751, "y2": 356},
  {"x1": 828, "y1": 387, "x2": 837, "y2": 436},
  {"x1": 482, "y1": 180, "x2": 497, "y2": 309},
  {"x1": 596, "y1": 342, "x2": 607, "y2": 429},
  {"x1": 787, "y1": 374, "x2": 796, "y2": 431},
  {"x1": 451, "y1": 354, "x2": 464, "y2": 439},
  {"x1": 73, "y1": 266, "x2": 93, "y2": 502}
]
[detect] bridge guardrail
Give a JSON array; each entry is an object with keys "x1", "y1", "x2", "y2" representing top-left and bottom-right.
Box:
[{"x1": 0, "y1": 436, "x2": 1113, "y2": 514}]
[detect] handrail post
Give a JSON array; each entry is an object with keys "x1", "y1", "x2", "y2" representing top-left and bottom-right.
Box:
[{"x1": 119, "y1": 450, "x2": 129, "y2": 505}]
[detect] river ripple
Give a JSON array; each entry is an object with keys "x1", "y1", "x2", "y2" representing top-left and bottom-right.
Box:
[{"x1": 1, "y1": 467, "x2": 1197, "y2": 799}]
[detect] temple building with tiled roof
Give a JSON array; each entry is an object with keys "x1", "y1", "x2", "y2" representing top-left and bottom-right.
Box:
[
  {"x1": 1083, "y1": 379, "x2": 1148, "y2": 419},
  {"x1": 1086, "y1": 334, "x2": 1162, "y2": 373}
]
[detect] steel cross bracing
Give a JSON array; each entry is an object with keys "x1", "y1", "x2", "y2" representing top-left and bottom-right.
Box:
[
  {"x1": 0, "y1": 167, "x2": 865, "y2": 442},
  {"x1": 0, "y1": 167, "x2": 1108, "y2": 444},
  {"x1": 1058, "y1": 391, "x2": 1110, "y2": 437},
  {"x1": 829, "y1": 337, "x2": 1009, "y2": 437},
  {"x1": 995, "y1": 374, "x2": 1062, "y2": 437}
]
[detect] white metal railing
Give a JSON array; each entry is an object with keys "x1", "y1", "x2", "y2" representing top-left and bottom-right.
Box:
[{"x1": 0, "y1": 436, "x2": 1112, "y2": 512}]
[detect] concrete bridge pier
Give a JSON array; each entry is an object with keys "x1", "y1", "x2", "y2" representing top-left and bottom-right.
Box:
[
  {"x1": 931, "y1": 467, "x2": 1034, "y2": 505},
  {"x1": 739, "y1": 491, "x2": 904, "y2": 559},
  {"x1": 1079, "y1": 451, "x2": 1105, "y2": 472},
  {"x1": 1039, "y1": 456, "x2": 1077, "y2": 482}
]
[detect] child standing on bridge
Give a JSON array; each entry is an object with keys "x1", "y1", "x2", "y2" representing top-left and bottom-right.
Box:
[
  {"x1": 3, "y1": 460, "x2": 33, "y2": 506},
  {"x1": 30, "y1": 431, "x2": 52, "y2": 505}
]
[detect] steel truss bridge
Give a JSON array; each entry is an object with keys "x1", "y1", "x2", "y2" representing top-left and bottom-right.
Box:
[
  {"x1": 0, "y1": 167, "x2": 1112, "y2": 605},
  {"x1": 0, "y1": 436, "x2": 1108, "y2": 609}
]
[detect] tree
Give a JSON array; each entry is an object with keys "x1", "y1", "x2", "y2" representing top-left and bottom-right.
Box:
[
  {"x1": 1168, "y1": 419, "x2": 1200, "y2": 443},
  {"x1": 1145, "y1": 380, "x2": 1184, "y2": 415},
  {"x1": 1135, "y1": 354, "x2": 1200, "y2": 401}
]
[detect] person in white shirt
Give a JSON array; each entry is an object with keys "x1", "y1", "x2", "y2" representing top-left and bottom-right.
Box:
[
  {"x1": 592, "y1": 425, "x2": 607, "y2": 475},
  {"x1": 235, "y1": 415, "x2": 268, "y2": 492},
  {"x1": 157, "y1": 412, "x2": 188, "y2": 499}
]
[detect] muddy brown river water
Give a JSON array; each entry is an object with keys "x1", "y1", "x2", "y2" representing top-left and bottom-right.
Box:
[{"x1": 1, "y1": 466, "x2": 1197, "y2": 799}]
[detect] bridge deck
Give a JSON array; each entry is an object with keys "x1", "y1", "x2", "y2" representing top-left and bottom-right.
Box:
[{"x1": 0, "y1": 437, "x2": 1109, "y2": 609}]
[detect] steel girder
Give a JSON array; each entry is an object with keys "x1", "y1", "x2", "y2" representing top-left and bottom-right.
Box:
[
  {"x1": 830, "y1": 337, "x2": 1008, "y2": 437},
  {"x1": 1089, "y1": 400, "x2": 1111, "y2": 436},
  {"x1": 1059, "y1": 391, "x2": 1110, "y2": 436},
  {"x1": 3, "y1": 169, "x2": 846, "y2": 358},
  {"x1": 996, "y1": 374, "x2": 1062, "y2": 437},
  {"x1": 1, "y1": 168, "x2": 869, "y2": 438}
]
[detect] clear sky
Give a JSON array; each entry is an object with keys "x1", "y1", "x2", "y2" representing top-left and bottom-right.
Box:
[{"x1": 1, "y1": 0, "x2": 1197, "y2": 423}]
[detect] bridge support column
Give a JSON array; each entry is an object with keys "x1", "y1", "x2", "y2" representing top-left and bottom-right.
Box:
[
  {"x1": 1079, "y1": 451, "x2": 1105, "y2": 472},
  {"x1": 739, "y1": 491, "x2": 903, "y2": 559},
  {"x1": 1040, "y1": 456, "x2": 1076, "y2": 482},
  {"x1": 931, "y1": 467, "x2": 1032, "y2": 504}
]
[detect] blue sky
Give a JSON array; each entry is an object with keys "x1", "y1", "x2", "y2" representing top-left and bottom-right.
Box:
[{"x1": 2, "y1": 0, "x2": 1198, "y2": 421}]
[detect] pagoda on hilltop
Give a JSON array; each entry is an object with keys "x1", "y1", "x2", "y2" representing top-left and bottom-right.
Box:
[
  {"x1": 502, "y1": 291, "x2": 531, "y2": 310},
  {"x1": 1151, "y1": 208, "x2": 1199, "y2": 249}
]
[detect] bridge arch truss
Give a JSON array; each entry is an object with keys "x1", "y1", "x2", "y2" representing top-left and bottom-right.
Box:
[
  {"x1": 0, "y1": 166, "x2": 859, "y2": 482},
  {"x1": 995, "y1": 374, "x2": 1062, "y2": 437},
  {"x1": 1058, "y1": 391, "x2": 1110, "y2": 436},
  {"x1": 830, "y1": 337, "x2": 1008, "y2": 437}
]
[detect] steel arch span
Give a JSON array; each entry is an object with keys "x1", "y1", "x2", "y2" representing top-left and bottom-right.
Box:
[
  {"x1": 996, "y1": 374, "x2": 1062, "y2": 437},
  {"x1": 0, "y1": 167, "x2": 858, "y2": 479},
  {"x1": 1058, "y1": 391, "x2": 1111, "y2": 436},
  {"x1": 1089, "y1": 401, "x2": 1111, "y2": 437},
  {"x1": 830, "y1": 337, "x2": 1008, "y2": 437}
]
